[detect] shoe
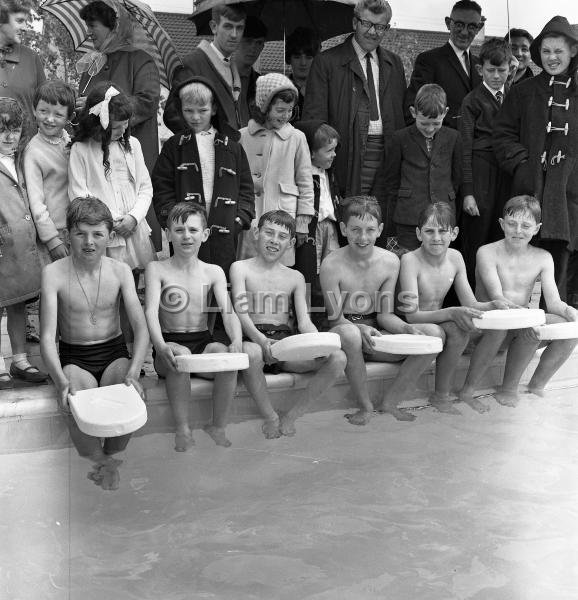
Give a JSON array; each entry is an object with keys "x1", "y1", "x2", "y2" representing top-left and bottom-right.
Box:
[
  {"x1": 9, "y1": 363, "x2": 48, "y2": 383},
  {"x1": 0, "y1": 372, "x2": 13, "y2": 389}
]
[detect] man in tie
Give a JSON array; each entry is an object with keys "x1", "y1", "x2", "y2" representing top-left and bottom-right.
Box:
[
  {"x1": 302, "y1": 0, "x2": 406, "y2": 243},
  {"x1": 164, "y1": 3, "x2": 247, "y2": 134},
  {"x1": 405, "y1": 1, "x2": 484, "y2": 130}
]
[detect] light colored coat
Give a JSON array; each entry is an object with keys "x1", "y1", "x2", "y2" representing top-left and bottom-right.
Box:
[{"x1": 239, "y1": 120, "x2": 314, "y2": 220}]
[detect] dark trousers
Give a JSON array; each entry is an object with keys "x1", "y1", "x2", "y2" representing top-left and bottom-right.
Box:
[{"x1": 536, "y1": 239, "x2": 569, "y2": 306}]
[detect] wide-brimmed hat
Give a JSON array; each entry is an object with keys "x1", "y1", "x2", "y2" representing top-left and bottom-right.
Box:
[{"x1": 530, "y1": 16, "x2": 578, "y2": 66}]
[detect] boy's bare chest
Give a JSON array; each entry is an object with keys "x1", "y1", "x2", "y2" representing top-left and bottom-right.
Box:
[{"x1": 159, "y1": 269, "x2": 209, "y2": 311}]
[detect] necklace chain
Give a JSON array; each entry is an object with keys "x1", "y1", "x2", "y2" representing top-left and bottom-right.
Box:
[
  {"x1": 39, "y1": 132, "x2": 64, "y2": 146},
  {"x1": 72, "y1": 259, "x2": 102, "y2": 325}
]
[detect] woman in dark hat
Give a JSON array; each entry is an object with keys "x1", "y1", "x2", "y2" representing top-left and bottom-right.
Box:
[{"x1": 493, "y1": 16, "x2": 578, "y2": 307}]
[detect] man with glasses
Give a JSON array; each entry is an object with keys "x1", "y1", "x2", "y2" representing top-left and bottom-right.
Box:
[
  {"x1": 303, "y1": 0, "x2": 406, "y2": 244},
  {"x1": 405, "y1": 0, "x2": 484, "y2": 129}
]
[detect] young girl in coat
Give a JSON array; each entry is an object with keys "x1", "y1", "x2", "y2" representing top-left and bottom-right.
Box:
[
  {"x1": 69, "y1": 82, "x2": 155, "y2": 271},
  {"x1": 0, "y1": 98, "x2": 48, "y2": 388},
  {"x1": 68, "y1": 82, "x2": 155, "y2": 348}
]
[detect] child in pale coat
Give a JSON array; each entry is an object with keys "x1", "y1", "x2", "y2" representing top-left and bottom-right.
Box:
[
  {"x1": 0, "y1": 98, "x2": 48, "y2": 388},
  {"x1": 238, "y1": 72, "x2": 314, "y2": 265},
  {"x1": 68, "y1": 82, "x2": 155, "y2": 272}
]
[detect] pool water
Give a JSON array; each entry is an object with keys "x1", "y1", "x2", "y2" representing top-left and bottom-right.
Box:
[{"x1": 1, "y1": 387, "x2": 578, "y2": 599}]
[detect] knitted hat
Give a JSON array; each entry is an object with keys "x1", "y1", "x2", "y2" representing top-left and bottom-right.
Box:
[
  {"x1": 530, "y1": 16, "x2": 578, "y2": 67},
  {"x1": 255, "y1": 73, "x2": 298, "y2": 113}
]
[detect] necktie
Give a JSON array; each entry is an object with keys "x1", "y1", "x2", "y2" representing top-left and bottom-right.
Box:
[
  {"x1": 495, "y1": 90, "x2": 503, "y2": 105},
  {"x1": 365, "y1": 53, "x2": 379, "y2": 121},
  {"x1": 462, "y1": 51, "x2": 470, "y2": 77}
]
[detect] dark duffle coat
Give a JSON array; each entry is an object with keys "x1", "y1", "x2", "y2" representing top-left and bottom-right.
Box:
[
  {"x1": 493, "y1": 71, "x2": 578, "y2": 250},
  {"x1": 152, "y1": 129, "x2": 254, "y2": 275}
]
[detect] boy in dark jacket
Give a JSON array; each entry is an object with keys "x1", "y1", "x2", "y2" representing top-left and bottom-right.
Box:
[
  {"x1": 384, "y1": 83, "x2": 462, "y2": 251},
  {"x1": 152, "y1": 75, "x2": 254, "y2": 276}
]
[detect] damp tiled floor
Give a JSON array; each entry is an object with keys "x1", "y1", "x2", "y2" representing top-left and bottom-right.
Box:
[{"x1": 1, "y1": 384, "x2": 577, "y2": 600}]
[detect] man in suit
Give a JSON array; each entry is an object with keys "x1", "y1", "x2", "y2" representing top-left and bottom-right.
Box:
[
  {"x1": 302, "y1": 0, "x2": 406, "y2": 244},
  {"x1": 405, "y1": 0, "x2": 484, "y2": 129}
]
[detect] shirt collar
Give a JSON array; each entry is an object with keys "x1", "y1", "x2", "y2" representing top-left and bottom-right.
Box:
[
  {"x1": 210, "y1": 42, "x2": 230, "y2": 63},
  {"x1": 351, "y1": 36, "x2": 376, "y2": 63},
  {"x1": 482, "y1": 81, "x2": 505, "y2": 97},
  {"x1": 196, "y1": 126, "x2": 216, "y2": 137},
  {"x1": 448, "y1": 39, "x2": 469, "y2": 60},
  {"x1": 311, "y1": 164, "x2": 325, "y2": 175}
]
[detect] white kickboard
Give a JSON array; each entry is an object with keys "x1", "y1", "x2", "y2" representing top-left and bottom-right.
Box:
[
  {"x1": 271, "y1": 332, "x2": 341, "y2": 362},
  {"x1": 371, "y1": 334, "x2": 443, "y2": 355},
  {"x1": 175, "y1": 352, "x2": 249, "y2": 373},
  {"x1": 472, "y1": 308, "x2": 545, "y2": 330},
  {"x1": 69, "y1": 384, "x2": 147, "y2": 438},
  {"x1": 535, "y1": 321, "x2": 578, "y2": 340}
]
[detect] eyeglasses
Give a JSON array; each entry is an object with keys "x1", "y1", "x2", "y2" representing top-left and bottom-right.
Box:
[
  {"x1": 448, "y1": 18, "x2": 482, "y2": 33},
  {"x1": 355, "y1": 17, "x2": 390, "y2": 34}
]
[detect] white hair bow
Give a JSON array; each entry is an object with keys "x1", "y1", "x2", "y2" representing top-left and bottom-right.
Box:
[{"x1": 89, "y1": 86, "x2": 120, "y2": 129}]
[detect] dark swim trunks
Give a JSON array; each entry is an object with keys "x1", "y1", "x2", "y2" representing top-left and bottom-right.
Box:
[
  {"x1": 250, "y1": 323, "x2": 295, "y2": 374},
  {"x1": 153, "y1": 330, "x2": 214, "y2": 361},
  {"x1": 59, "y1": 335, "x2": 130, "y2": 385},
  {"x1": 343, "y1": 312, "x2": 379, "y2": 328}
]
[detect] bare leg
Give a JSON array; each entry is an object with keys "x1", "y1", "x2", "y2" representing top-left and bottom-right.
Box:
[
  {"x1": 459, "y1": 330, "x2": 507, "y2": 413},
  {"x1": 279, "y1": 349, "x2": 347, "y2": 435},
  {"x1": 155, "y1": 345, "x2": 194, "y2": 452},
  {"x1": 434, "y1": 321, "x2": 469, "y2": 401},
  {"x1": 203, "y1": 342, "x2": 237, "y2": 447},
  {"x1": 240, "y1": 342, "x2": 280, "y2": 439},
  {"x1": 495, "y1": 329, "x2": 540, "y2": 407},
  {"x1": 331, "y1": 324, "x2": 373, "y2": 426},
  {"x1": 5, "y1": 302, "x2": 26, "y2": 356},
  {"x1": 527, "y1": 338, "x2": 578, "y2": 396}
]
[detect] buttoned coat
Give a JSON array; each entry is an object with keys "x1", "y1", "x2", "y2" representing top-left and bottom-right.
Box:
[
  {"x1": 493, "y1": 72, "x2": 578, "y2": 249},
  {"x1": 405, "y1": 43, "x2": 481, "y2": 129},
  {"x1": 384, "y1": 124, "x2": 462, "y2": 227},
  {"x1": 302, "y1": 34, "x2": 406, "y2": 197},
  {"x1": 152, "y1": 129, "x2": 254, "y2": 275},
  {"x1": 0, "y1": 158, "x2": 46, "y2": 307}
]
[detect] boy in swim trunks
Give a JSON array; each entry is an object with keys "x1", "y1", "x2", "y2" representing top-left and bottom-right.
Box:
[
  {"x1": 40, "y1": 197, "x2": 149, "y2": 491},
  {"x1": 459, "y1": 195, "x2": 578, "y2": 411},
  {"x1": 230, "y1": 210, "x2": 346, "y2": 438},
  {"x1": 320, "y1": 196, "x2": 443, "y2": 425},
  {"x1": 145, "y1": 203, "x2": 244, "y2": 451},
  {"x1": 399, "y1": 202, "x2": 513, "y2": 414}
]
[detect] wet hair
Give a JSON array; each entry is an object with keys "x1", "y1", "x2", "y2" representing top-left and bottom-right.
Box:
[
  {"x1": 252, "y1": 89, "x2": 298, "y2": 125},
  {"x1": 414, "y1": 83, "x2": 447, "y2": 118},
  {"x1": 312, "y1": 123, "x2": 340, "y2": 152},
  {"x1": 341, "y1": 195, "x2": 382, "y2": 225},
  {"x1": 211, "y1": 3, "x2": 246, "y2": 24},
  {"x1": 166, "y1": 202, "x2": 208, "y2": 229},
  {"x1": 0, "y1": 96, "x2": 24, "y2": 130},
  {"x1": 0, "y1": 0, "x2": 30, "y2": 24},
  {"x1": 257, "y1": 210, "x2": 296, "y2": 238},
  {"x1": 354, "y1": 0, "x2": 392, "y2": 21},
  {"x1": 417, "y1": 202, "x2": 456, "y2": 229},
  {"x1": 505, "y1": 28, "x2": 533, "y2": 43},
  {"x1": 66, "y1": 196, "x2": 114, "y2": 232},
  {"x1": 179, "y1": 81, "x2": 214, "y2": 107},
  {"x1": 70, "y1": 81, "x2": 133, "y2": 178},
  {"x1": 243, "y1": 15, "x2": 267, "y2": 39},
  {"x1": 450, "y1": 0, "x2": 482, "y2": 16},
  {"x1": 478, "y1": 37, "x2": 512, "y2": 66},
  {"x1": 285, "y1": 27, "x2": 321, "y2": 63},
  {"x1": 33, "y1": 80, "x2": 76, "y2": 118},
  {"x1": 503, "y1": 195, "x2": 541, "y2": 223},
  {"x1": 79, "y1": 0, "x2": 116, "y2": 30}
]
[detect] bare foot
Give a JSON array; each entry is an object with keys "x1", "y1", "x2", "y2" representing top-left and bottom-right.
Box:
[
  {"x1": 278, "y1": 412, "x2": 298, "y2": 436},
  {"x1": 262, "y1": 416, "x2": 281, "y2": 439},
  {"x1": 377, "y1": 403, "x2": 416, "y2": 422},
  {"x1": 174, "y1": 430, "x2": 194, "y2": 452},
  {"x1": 494, "y1": 388, "x2": 520, "y2": 407},
  {"x1": 87, "y1": 458, "x2": 122, "y2": 491},
  {"x1": 344, "y1": 409, "x2": 372, "y2": 426},
  {"x1": 204, "y1": 425, "x2": 232, "y2": 447},
  {"x1": 459, "y1": 391, "x2": 490, "y2": 414},
  {"x1": 526, "y1": 386, "x2": 545, "y2": 397},
  {"x1": 428, "y1": 393, "x2": 462, "y2": 415}
]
